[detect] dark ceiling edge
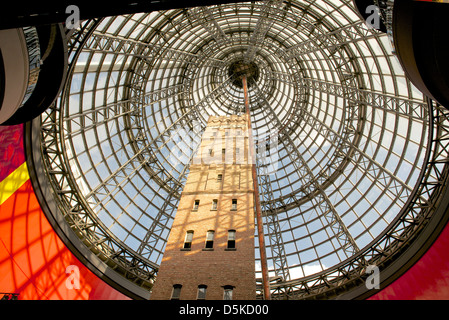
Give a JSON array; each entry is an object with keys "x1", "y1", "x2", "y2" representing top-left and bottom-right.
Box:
[
  {"x1": 0, "y1": 0, "x2": 251, "y2": 29},
  {"x1": 393, "y1": 0, "x2": 449, "y2": 110},
  {"x1": 23, "y1": 119, "x2": 151, "y2": 300}
]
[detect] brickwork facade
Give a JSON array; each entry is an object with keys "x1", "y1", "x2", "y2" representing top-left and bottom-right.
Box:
[{"x1": 150, "y1": 115, "x2": 256, "y2": 300}]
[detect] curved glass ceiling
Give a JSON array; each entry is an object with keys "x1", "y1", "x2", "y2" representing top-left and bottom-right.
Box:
[{"x1": 32, "y1": 0, "x2": 449, "y2": 299}]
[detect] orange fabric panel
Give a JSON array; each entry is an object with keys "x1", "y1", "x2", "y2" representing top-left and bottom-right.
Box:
[
  {"x1": 0, "y1": 123, "x2": 129, "y2": 300},
  {"x1": 0, "y1": 179, "x2": 129, "y2": 300}
]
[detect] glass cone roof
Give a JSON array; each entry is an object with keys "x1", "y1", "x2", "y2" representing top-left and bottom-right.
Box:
[{"x1": 31, "y1": 0, "x2": 449, "y2": 299}]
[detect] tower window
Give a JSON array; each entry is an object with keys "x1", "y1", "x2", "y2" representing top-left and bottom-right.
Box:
[
  {"x1": 197, "y1": 285, "x2": 207, "y2": 300},
  {"x1": 193, "y1": 200, "x2": 200, "y2": 211},
  {"x1": 211, "y1": 199, "x2": 218, "y2": 211},
  {"x1": 217, "y1": 174, "x2": 223, "y2": 181},
  {"x1": 222, "y1": 148, "x2": 226, "y2": 154},
  {"x1": 205, "y1": 230, "x2": 214, "y2": 249},
  {"x1": 183, "y1": 231, "x2": 194, "y2": 249},
  {"x1": 231, "y1": 199, "x2": 237, "y2": 211},
  {"x1": 223, "y1": 285, "x2": 234, "y2": 300},
  {"x1": 171, "y1": 284, "x2": 182, "y2": 300},
  {"x1": 227, "y1": 230, "x2": 236, "y2": 249}
]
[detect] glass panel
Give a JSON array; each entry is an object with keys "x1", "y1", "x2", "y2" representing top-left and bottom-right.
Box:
[
  {"x1": 223, "y1": 287, "x2": 233, "y2": 300},
  {"x1": 171, "y1": 285, "x2": 182, "y2": 300},
  {"x1": 197, "y1": 286, "x2": 207, "y2": 300},
  {"x1": 206, "y1": 231, "x2": 214, "y2": 241},
  {"x1": 193, "y1": 200, "x2": 200, "y2": 210},
  {"x1": 231, "y1": 199, "x2": 237, "y2": 210},
  {"x1": 184, "y1": 231, "x2": 193, "y2": 249}
]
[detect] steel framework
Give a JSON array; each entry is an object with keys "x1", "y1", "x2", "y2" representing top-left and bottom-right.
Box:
[{"x1": 27, "y1": 1, "x2": 449, "y2": 300}]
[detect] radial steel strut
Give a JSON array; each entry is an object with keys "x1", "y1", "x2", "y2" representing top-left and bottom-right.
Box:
[{"x1": 242, "y1": 75, "x2": 271, "y2": 300}]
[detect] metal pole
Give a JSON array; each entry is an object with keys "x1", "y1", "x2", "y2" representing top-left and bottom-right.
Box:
[{"x1": 242, "y1": 75, "x2": 271, "y2": 300}]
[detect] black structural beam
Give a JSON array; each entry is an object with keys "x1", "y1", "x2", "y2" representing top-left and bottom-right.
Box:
[
  {"x1": 0, "y1": 0, "x2": 247, "y2": 30},
  {"x1": 1, "y1": 24, "x2": 68, "y2": 126},
  {"x1": 393, "y1": 0, "x2": 449, "y2": 110}
]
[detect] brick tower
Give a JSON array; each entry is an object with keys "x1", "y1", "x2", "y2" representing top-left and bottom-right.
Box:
[{"x1": 150, "y1": 114, "x2": 256, "y2": 300}]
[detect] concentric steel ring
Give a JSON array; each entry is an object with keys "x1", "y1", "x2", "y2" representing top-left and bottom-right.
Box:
[{"x1": 28, "y1": 1, "x2": 449, "y2": 299}]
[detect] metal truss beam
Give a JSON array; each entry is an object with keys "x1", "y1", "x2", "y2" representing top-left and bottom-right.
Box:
[
  {"x1": 63, "y1": 83, "x2": 186, "y2": 124},
  {"x1": 80, "y1": 31, "x2": 226, "y2": 69},
  {"x1": 301, "y1": 78, "x2": 428, "y2": 121},
  {"x1": 245, "y1": 0, "x2": 286, "y2": 63},
  {"x1": 256, "y1": 143, "x2": 291, "y2": 291},
  {"x1": 280, "y1": 21, "x2": 378, "y2": 61},
  {"x1": 250, "y1": 84, "x2": 361, "y2": 297},
  {"x1": 187, "y1": 6, "x2": 228, "y2": 45}
]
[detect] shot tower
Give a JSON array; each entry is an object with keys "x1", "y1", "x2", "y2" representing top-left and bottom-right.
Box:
[{"x1": 150, "y1": 114, "x2": 257, "y2": 300}]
